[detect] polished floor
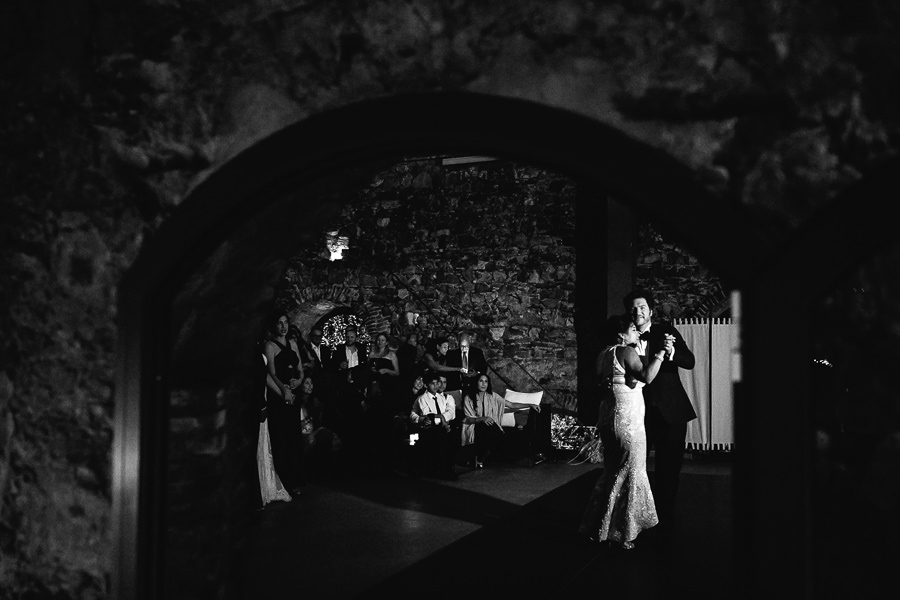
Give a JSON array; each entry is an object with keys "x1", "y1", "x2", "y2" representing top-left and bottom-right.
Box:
[{"x1": 237, "y1": 450, "x2": 733, "y2": 599}]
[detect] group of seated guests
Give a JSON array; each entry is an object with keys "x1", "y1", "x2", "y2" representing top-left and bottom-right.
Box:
[
  {"x1": 255, "y1": 312, "x2": 547, "y2": 506},
  {"x1": 405, "y1": 368, "x2": 546, "y2": 479}
]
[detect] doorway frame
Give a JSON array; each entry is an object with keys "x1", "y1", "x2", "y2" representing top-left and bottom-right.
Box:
[{"x1": 112, "y1": 90, "x2": 894, "y2": 599}]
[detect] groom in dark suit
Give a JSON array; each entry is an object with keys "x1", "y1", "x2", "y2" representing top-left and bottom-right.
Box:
[{"x1": 625, "y1": 287, "x2": 697, "y2": 538}]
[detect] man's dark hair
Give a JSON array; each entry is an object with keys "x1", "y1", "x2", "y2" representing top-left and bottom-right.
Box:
[{"x1": 623, "y1": 287, "x2": 656, "y2": 312}]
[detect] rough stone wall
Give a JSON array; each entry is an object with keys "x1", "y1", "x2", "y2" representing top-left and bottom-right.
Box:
[
  {"x1": 278, "y1": 157, "x2": 720, "y2": 410},
  {"x1": 635, "y1": 223, "x2": 729, "y2": 319},
  {"x1": 281, "y1": 158, "x2": 581, "y2": 404},
  {"x1": 1, "y1": 0, "x2": 899, "y2": 597}
]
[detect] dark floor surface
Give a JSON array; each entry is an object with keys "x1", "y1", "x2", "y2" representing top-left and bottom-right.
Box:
[{"x1": 236, "y1": 450, "x2": 733, "y2": 599}]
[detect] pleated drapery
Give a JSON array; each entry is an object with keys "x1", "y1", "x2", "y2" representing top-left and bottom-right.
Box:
[{"x1": 674, "y1": 318, "x2": 736, "y2": 451}]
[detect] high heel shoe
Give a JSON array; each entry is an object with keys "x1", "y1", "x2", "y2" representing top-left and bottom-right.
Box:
[{"x1": 474, "y1": 458, "x2": 484, "y2": 469}]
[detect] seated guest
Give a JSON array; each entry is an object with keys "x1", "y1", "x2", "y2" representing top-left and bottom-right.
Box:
[
  {"x1": 438, "y1": 374, "x2": 463, "y2": 458},
  {"x1": 461, "y1": 374, "x2": 506, "y2": 468},
  {"x1": 409, "y1": 370, "x2": 458, "y2": 480},
  {"x1": 405, "y1": 369, "x2": 426, "y2": 416},
  {"x1": 437, "y1": 374, "x2": 450, "y2": 403},
  {"x1": 296, "y1": 375, "x2": 339, "y2": 478},
  {"x1": 390, "y1": 367, "x2": 426, "y2": 472}
]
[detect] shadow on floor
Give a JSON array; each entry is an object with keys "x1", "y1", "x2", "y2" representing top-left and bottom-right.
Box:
[{"x1": 235, "y1": 454, "x2": 733, "y2": 599}]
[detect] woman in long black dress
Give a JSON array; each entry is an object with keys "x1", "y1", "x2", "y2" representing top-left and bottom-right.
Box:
[
  {"x1": 367, "y1": 332, "x2": 401, "y2": 413},
  {"x1": 263, "y1": 312, "x2": 305, "y2": 496},
  {"x1": 361, "y1": 332, "x2": 400, "y2": 472}
]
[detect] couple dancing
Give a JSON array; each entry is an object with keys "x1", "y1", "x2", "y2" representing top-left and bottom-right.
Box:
[{"x1": 578, "y1": 288, "x2": 696, "y2": 551}]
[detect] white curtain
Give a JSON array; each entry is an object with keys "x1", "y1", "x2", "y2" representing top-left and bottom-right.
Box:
[
  {"x1": 675, "y1": 319, "x2": 710, "y2": 449},
  {"x1": 674, "y1": 318, "x2": 735, "y2": 451},
  {"x1": 710, "y1": 319, "x2": 735, "y2": 449}
]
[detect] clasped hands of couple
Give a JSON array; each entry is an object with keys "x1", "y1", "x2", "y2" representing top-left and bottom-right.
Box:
[
  {"x1": 601, "y1": 334, "x2": 677, "y2": 390},
  {"x1": 658, "y1": 333, "x2": 676, "y2": 358}
]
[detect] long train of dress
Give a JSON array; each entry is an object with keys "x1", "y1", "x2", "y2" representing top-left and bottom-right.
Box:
[{"x1": 257, "y1": 418, "x2": 292, "y2": 506}]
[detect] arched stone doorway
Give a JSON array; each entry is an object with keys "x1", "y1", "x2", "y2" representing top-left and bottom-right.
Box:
[{"x1": 112, "y1": 90, "x2": 884, "y2": 599}]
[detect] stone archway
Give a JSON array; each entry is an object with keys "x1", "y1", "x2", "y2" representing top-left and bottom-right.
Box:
[{"x1": 112, "y1": 90, "x2": 782, "y2": 599}]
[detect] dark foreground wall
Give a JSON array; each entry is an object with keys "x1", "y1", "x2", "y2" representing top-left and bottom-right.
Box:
[{"x1": 2, "y1": 1, "x2": 899, "y2": 597}]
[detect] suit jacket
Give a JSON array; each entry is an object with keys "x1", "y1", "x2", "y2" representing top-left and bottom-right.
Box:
[
  {"x1": 444, "y1": 345, "x2": 488, "y2": 391},
  {"x1": 329, "y1": 343, "x2": 369, "y2": 389},
  {"x1": 639, "y1": 322, "x2": 697, "y2": 425},
  {"x1": 301, "y1": 341, "x2": 332, "y2": 377},
  {"x1": 329, "y1": 343, "x2": 367, "y2": 369}
]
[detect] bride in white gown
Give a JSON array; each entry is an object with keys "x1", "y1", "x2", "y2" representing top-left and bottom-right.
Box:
[
  {"x1": 257, "y1": 352, "x2": 292, "y2": 506},
  {"x1": 578, "y1": 314, "x2": 668, "y2": 549}
]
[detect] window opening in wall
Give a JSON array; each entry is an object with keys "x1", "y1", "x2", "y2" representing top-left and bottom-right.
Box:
[{"x1": 326, "y1": 230, "x2": 349, "y2": 261}]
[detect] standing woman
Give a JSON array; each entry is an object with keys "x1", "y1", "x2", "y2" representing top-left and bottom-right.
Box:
[
  {"x1": 421, "y1": 337, "x2": 464, "y2": 380},
  {"x1": 366, "y1": 332, "x2": 401, "y2": 412},
  {"x1": 577, "y1": 314, "x2": 668, "y2": 550},
  {"x1": 256, "y1": 344, "x2": 292, "y2": 507},
  {"x1": 264, "y1": 312, "x2": 305, "y2": 496},
  {"x1": 363, "y1": 332, "x2": 401, "y2": 473}
]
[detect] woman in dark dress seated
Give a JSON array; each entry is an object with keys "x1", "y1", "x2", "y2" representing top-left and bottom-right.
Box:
[{"x1": 297, "y1": 375, "x2": 339, "y2": 478}]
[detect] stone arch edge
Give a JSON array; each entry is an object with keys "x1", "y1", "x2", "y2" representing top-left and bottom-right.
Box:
[{"x1": 112, "y1": 89, "x2": 771, "y2": 600}]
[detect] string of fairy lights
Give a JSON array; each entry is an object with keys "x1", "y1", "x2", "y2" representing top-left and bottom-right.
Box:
[{"x1": 320, "y1": 313, "x2": 373, "y2": 350}]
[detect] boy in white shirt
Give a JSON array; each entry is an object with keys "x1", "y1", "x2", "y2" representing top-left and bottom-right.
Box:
[{"x1": 409, "y1": 371, "x2": 458, "y2": 480}]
